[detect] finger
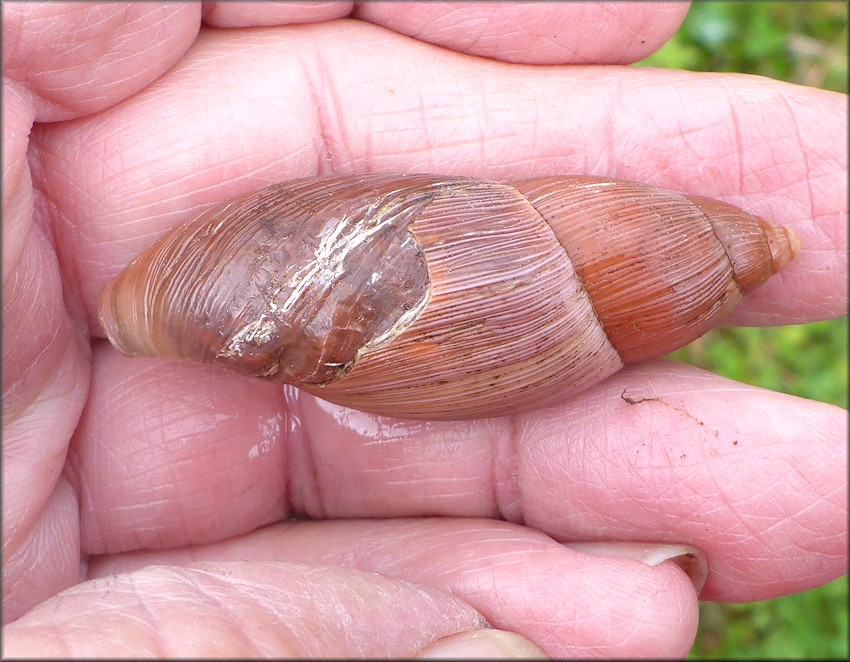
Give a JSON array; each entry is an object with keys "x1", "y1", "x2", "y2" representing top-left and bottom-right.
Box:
[
  {"x1": 2, "y1": 2, "x2": 200, "y2": 121},
  {"x1": 1, "y1": 185, "x2": 90, "y2": 625},
  {"x1": 289, "y1": 362, "x2": 846, "y2": 603},
  {"x1": 89, "y1": 520, "x2": 701, "y2": 658},
  {"x1": 69, "y1": 344, "x2": 288, "y2": 555},
  {"x1": 4, "y1": 561, "x2": 527, "y2": 658},
  {"x1": 2, "y1": 81, "x2": 34, "y2": 284},
  {"x1": 2, "y1": 0, "x2": 205, "y2": 624},
  {"x1": 202, "y1": 1, "x2": 353, "y2": 27},
  {"x1": 73, "y1": 346, "x2": 846, "y2": 602},
  {"x1": 32, "y1": 22, "x2": 846, "y2": 332},
  {"x1": 2, "y1": 0, "x2": 199, "y2": 273},
  {"x1": 352, "y1": 1, "x2": 690, "y2": 64},
  {"x1": 200, "y1": 0, "x2": 689, "y2": 61},
  {"x1": 2, "y1": 66, "x2": 88, "y2": 629}
]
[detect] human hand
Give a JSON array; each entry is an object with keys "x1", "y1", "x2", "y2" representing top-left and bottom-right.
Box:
[{"x1": 3, "y1": 2, "x2": 846, "y2": 658}]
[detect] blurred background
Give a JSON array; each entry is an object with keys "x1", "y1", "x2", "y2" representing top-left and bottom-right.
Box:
[{"x1": 637, "y1": 1, "x2": 847, "y2": 658}]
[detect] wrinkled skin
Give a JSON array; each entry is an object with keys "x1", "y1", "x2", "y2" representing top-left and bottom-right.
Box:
[{"x1": 2, "y1": 2, "x2": 847, "y2": 658}]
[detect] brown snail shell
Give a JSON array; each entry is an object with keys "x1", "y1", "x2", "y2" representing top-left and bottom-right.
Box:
[{"x1": 99, "y1": 174, "x2": 799, "y2": 420}]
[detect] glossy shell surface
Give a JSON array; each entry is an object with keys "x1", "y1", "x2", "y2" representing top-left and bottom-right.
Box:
[{"x1": 100, "y1": 174, "x2": 798, "y2": 419}]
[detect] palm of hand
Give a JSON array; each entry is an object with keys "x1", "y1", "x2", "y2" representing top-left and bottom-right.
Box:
[{"x1": 3, "y1": 3, "x2": 846, "y2": 658}]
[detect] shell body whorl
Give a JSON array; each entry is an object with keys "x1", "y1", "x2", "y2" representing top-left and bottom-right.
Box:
[{"x1": 99, "y1": 174, "x2": 798, "y2": 420}]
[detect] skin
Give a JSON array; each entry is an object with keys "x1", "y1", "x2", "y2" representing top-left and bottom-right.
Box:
[{"x1": 2, "y1": 1, "x2": 847, "y2": 658}]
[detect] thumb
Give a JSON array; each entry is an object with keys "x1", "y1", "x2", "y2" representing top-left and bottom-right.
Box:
[{"x1": 3, "y1": 561, "x2": 547, "y2": 658}]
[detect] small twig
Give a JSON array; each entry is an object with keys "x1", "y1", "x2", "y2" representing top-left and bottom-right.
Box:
[{"x1": 620, "y1": 388, "x2": 660, "y2": 405}]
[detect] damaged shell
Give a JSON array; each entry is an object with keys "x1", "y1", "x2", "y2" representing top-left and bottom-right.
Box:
[{"x1": 99, "y1": 174, "x2": 799, "y2": 420}]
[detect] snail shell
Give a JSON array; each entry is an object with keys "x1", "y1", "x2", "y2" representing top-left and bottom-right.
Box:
[{"x1": 99, "y1": 174, "x2": 799, "y2": 420}]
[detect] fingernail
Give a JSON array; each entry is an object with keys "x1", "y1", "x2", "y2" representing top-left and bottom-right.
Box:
[
  {"x1": 564, "y1": 542, "x2": 708, "y2": 595},
  {"x1": 416, "y1": 629, "x2": 549, "y2": 659}
]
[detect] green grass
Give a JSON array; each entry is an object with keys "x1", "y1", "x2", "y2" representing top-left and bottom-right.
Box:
[
  {"x1": 693, "y1": 576, "x2": 848, "y2": 659},
  {"x1": 637, "y1": 2, "x2": 848, "y2": 658},
  {"x1": 669, "y1": 320, "x2": 848, "y2": 408},
  {"x1": 640, "y1": 1, "x2": 848, "y2": 92}
]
